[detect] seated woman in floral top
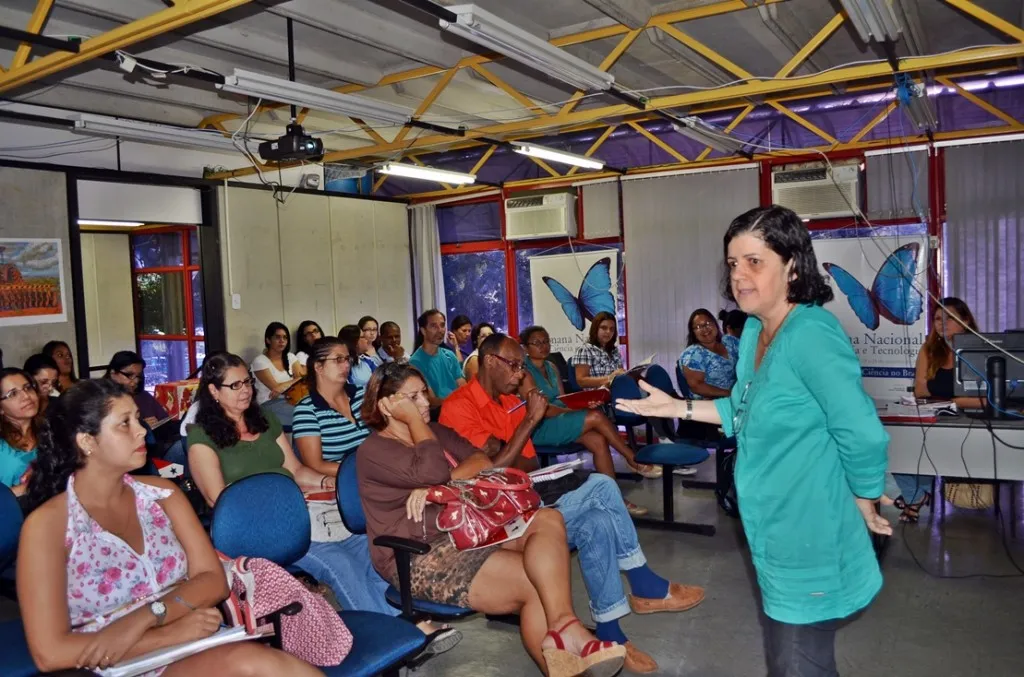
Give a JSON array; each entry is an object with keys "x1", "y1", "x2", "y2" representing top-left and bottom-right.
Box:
[
  {"x1": 18, "y1": 378, "x2": 320, "y2": 676},
  {"x1": 677, "y1": 308, "x2": 739, "y2": 399}
]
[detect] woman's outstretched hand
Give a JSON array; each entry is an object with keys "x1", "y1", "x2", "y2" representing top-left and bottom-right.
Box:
[
  {"x1": 614, "y1": 380, "x2": 681, "y2": 419},
  {"x1": 855, "y1": 497, "x2": 893, "y2": 536}
]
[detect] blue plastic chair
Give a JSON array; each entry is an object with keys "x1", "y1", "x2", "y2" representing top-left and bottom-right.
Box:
[
  {"x1": 566, "y1": 358, "x2": 582, "y2": 393},
  {"x1": 633, "y1": 442, "x2": 715, "y2": 537},
  {"x1": 336, "y1": 454, "x2": 474, "y2": 621},
  {"x1": 211, "y1": 473, "x2": 426, "y2": 677},
  {"x1": 0, "y1": 485, "x2": 40, "y2": 677},
  {"x1": 644, "y1": 364, "x2": 678, "y2": 399},
  {"x1": 675, "y1": 363, "x2": 694, "y2": 399}
]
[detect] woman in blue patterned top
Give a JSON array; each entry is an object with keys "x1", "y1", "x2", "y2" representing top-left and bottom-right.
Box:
[{"x1": 677, "y1": 308, "x2": 739, "y2": 399}]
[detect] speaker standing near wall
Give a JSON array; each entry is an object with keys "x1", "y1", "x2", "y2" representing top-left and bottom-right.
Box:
[{"x1": 617, "y1": 205, "x2": 892, "y2": 677}]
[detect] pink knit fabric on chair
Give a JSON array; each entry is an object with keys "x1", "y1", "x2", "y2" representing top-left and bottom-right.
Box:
[{"x1": 232, "y1": 556, "x2": 353, "y2": 667}]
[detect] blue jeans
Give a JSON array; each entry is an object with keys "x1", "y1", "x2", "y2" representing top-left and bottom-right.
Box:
[
  {"x1": 295, "y1": 535, "x2": 398, "y2": 617},
  {"x1": 261, "y1": 398, "x2": 294, "y2": 428},
  {"x1": 553, "y1": 474, "x2": 646, "y2": 623},
  {"x1": 892, "y1": 473, "x2": 932, "y2": 504}
]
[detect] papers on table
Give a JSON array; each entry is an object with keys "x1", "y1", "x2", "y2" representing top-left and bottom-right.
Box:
[{"x1": 881, "y1": 399, "x2": 958, "y2": 421}]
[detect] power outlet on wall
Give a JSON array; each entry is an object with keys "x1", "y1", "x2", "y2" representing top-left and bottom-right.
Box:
[{"x1": 231, "y1": 293, "x2": 241, "y2": 310}]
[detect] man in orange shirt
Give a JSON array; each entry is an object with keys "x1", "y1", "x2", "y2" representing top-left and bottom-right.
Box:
[{"x1": 441, "y1": 334, "x2": 705, "y2": 674}]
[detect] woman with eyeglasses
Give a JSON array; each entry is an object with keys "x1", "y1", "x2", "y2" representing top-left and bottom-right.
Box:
[
  {"x1": 294, "y1": 320, "x2": 325, "y2": 370},
  {"x1": 461, "y1": 322, "x2": 495, "y2": 381},
  {"x1": 41, "y1": 340, "x2": 77, "y2": 393},
  {"x1": 338, "y1": 325, "x2": 377, "y2": 388},
  {"x1": 104, "y1": 351, "x2": 169, "y2": 429},
  {"x1": 23, "y1": 353, "x2": 60, "y2": 404},
  {"x1": 519, "y1": 326, "x2": 660, "y2": 517},
  {"x1": 678, "y1": 309, "x2": 739, "y2": 400},
  {"x1": 187, "y1": 353, "x2": 333, "y2": 508},
  {"x1": 617, "y1": 206, "x2": 891, "y2": 677},
  {"x1": 0, "y1": 368, "x2": 42, "y2": 496},
  {"x1": 358, "y1": 316, "x2": 384, "y2": 367}
]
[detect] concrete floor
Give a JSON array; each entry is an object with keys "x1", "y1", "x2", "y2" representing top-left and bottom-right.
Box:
[
  {"x1": 413, "y1": 466, "x2": 1024, "y2": 677},
  {"x1": 3, "y1": 465, "x2": 1022, "y2": 676}
]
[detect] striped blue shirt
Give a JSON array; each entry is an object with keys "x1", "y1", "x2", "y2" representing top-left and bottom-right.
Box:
[{"x1": 291, "y1": 385, "x2": 370, "y2": 462}]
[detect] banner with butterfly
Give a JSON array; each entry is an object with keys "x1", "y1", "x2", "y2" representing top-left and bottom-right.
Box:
[
  {"x1": 813, "y1": 232, "x2": 928, "y2": 399},
  {"x1": 529, "y1": 251, "x2": 618, "y2": 359}
]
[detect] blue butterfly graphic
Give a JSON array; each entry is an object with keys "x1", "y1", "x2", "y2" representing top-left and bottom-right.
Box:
[
  {"x1": 822, "y1": 242, "x2": 923, "y2": 331},
  {"x1": 542, "y1": 257, "x2": 616, "y2": 331}
]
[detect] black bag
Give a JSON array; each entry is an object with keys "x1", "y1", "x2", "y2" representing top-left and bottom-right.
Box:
[
  {"x1": 535, "y1": 469, "x2": 591, "y2": 506},
  {"x1": 714, "y1": 449, "x2": 739, "y2": 518}
]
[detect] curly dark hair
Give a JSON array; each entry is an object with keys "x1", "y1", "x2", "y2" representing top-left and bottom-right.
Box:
[
  {"x1": 471, "y1": 322, "x2": 497, "y2": 348},
  {"x1": 295, "y1": 320, "x2": 325, "y2": 357},
  {"x1": 195, "y1": 353, "x2": 269, "y2": 449},
  {"x1": 685, "y1": 308, "x2": 721, "y2": 347},
  {"x1": 24, "y1": 379, "x2": 130, "y2": 512},
  {"x1": 722, "y1": 205, "x2": 834, "y2": 307},
  {"x1": 518, "y1": 325, "x2": 546, "y2": 346},
  {"x1": 719, "y1": 309, "x2": 748, "y2": 336}
]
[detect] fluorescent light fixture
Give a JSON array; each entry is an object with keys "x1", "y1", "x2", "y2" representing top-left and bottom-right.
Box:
[
  {"x1": 219, "y1": 69, "x2": 412, "y2": 125},
  {"x1": 73, "y1": 113, "x2": 243, "y2": 152},
  {"x1": 838, "y1": 0, "x2": 902, "y2": 43},
  {"x1": 378, "y1": 163, "x2": 476, "y2": 185},
  {"x1": 671, "y1": 117, "x2": 749, "y2": 155},
  {"x1": 863, "y1": 144, "x2": 929, "y2": 157},
  {"x1": 901, "y1": 81, "x2": 938, "y2": 131},
  {"x1": 935, "y1": 132, "x2": 1024, "y2": 148},
  {"x1": 77, "y1": 219, "x2": 145, "y2": 227},
  {"x1": 512, "y1": 142, "x2": 604, "y2": 170},
  {"x1": 439, "y1": 4, "x2": 615, "y2": 92}
]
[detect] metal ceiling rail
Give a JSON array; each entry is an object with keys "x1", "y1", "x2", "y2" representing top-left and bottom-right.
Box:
[{"x1": 0, "y1": 0, "x2": 255, "y2": 94}]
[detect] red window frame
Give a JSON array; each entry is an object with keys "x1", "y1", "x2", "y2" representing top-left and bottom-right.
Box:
[{"x1": 130, "y1": 225, "x2": 203, "y2": 378}]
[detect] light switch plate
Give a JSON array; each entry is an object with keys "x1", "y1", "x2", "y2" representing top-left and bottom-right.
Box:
[{"x1": 231, "y1": 293, "x2": 241, "y2": 310}]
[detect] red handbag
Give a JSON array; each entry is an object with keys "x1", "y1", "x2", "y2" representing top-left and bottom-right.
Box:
[{"x1": 426, "y1": 452, "x2": 542, "y2": 550}]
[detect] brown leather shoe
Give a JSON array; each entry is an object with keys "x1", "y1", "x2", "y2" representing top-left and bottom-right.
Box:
[
  {"x1": 624, "y1": 641, "x2": 658, "y2": 673},
  {"x1": 628, "y1": 582, "x2": 705, "y2": 614}
]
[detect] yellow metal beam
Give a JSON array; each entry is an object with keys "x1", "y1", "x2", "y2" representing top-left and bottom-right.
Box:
[
  {"x1": 529, "y1": 156, "x2": 562, "y2": 178},
  {"x1": 944, "y1": 0, "x2": 1024, "y2": 43},
  {"x1": 567, "y1": 125, "x2": 617, "y2": 176},
  {"x1": 938, "y1": 75, "x2": 1020, "y2": 127},
  {"x1": 655, "y1": 23, "x2": 754, "y2": 81},
  {"x1": 627, "y1": 121, "x2": 689, "y2": 163},
  {"x1": 352, "y1": 118, "x2": 388, "y2": 145},
  {"x1": 768, "y1": 101, "x2": 838, "y2": 145},
  {"x1": 0, "y1": 0, "x2": 255, "y2": 94},
  {"x1": 468, "y1": 145, "x2": 497, "y2": 175},
  {"x1": 10, "y1": 0, "x2": 55, "y2": 71},
  {"x1": 849, "y1": 100, "x2": 898, "y2": 143},
  {"x1": 393, "y1": 64, "x2": 462, "y2": 145},
  {"x1": 558, "y1": 29, "x2": 642, "y2": 117},
  {"x1": 372, "y1": 173, "x2": 389, "y2": 193},
  {"x1": 696, "y1": 104, "x2": 755, "y2": 161},
  {"x1": 210, "y1": 44, "x2": 1024, "y2": 179},
  {"x1": 774, "y1": 13, "x2": 844, "y2": 79},
  {"x1": 469, "y1": 64, "x2": 550, "y2": 117}
]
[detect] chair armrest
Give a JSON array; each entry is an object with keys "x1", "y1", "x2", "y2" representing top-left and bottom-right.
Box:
[
  {"x1": 373, "y1": 536, "x2": 431, "y2": 555},
  {"x1": 258, "y1": 601, "x2": 303, "y2": 650}
]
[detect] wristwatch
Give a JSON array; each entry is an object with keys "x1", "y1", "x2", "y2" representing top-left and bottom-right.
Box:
[
  {"x1": 684, "y1": 399, "x2": 693, "y2": 421},
  {"x1": 148, "y1": 600, "x2": 167, "y2": 626}
]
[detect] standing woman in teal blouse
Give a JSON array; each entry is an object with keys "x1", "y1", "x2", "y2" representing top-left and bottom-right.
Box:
[{"x1": 617, "y1": 205, "x2": 892, "y2": 677}]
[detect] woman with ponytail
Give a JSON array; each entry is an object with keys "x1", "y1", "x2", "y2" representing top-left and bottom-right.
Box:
[{"x1": 18, "y1": 379, "x2": 322, "y2": 676}]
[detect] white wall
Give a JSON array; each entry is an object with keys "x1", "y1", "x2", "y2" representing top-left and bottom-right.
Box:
[
  {"x1": 219, "y1": 185, "x2": 413, "y2": 362},
  {"x1": 80, "y1": 233, "x2": 136, "y2": 366},
  {"x1": 78, "y1": 181, "x2": 203, "y2": 224}
]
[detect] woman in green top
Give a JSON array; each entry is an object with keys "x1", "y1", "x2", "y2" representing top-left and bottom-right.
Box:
[
  {"x1": 617, "y1": 205, "x2": 892, "y2": 677},
  {"x1": 186, "y1": 353, "x2": 333, "y2": 507}
]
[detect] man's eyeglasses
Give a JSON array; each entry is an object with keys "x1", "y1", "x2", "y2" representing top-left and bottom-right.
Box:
[
  {"x1": 0, "y1": 383, "x2": 35, "y2": 401},
  {"x1": 220, "y1": 377, "x2": 256, "y2": 391},
  {"x1": 489, "y1": 354, "x2": 525, "y2": 373},
  {"x1": 117, "y1": 370, "x2": 143, "y2": 382}
]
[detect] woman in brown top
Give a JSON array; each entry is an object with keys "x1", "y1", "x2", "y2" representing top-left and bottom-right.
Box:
[{"x1": 357, "y1": 363, "x2": 625, "y2": 677}]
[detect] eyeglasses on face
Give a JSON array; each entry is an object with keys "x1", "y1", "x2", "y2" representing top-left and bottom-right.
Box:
[
  {"x1": 693, "y1": 322, "x2": 715, "y2": 332},
  {"x1": 319, "y1": 356, "x2": 351, "y2": 365},
  {"x1": 220, "y1": 376, "x2": 256, "y2": 391},
  {"x1": 489, "y1": 354, "x2": 525, "y2": 373},
  {"x1": 117, "y1": 370, "x2": 143, "y2": 382},
  {"x1": 527, "y1": 339, "x2": 551, "y2": 347},
  {"x1": 1, "y1": 383, "x2": 35, "y2": 401}
]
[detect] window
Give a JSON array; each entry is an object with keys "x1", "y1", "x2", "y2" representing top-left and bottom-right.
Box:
[
  {"x1": 441, "y1": 250, "x2": 508, "y2": 333},
  {"x1": 131, "y1": 227, "x2": 204, "y2": 389}
]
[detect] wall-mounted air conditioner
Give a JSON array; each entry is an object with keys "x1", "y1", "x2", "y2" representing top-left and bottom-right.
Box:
[
  {"x1": 505, "y1": 192, "x2": 577, "y2": 240},
  {"x1": 771, "y1": 161, "x2": 861, "y2": 219}
]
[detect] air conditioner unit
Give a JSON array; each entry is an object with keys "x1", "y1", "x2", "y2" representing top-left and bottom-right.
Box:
[
  {"x1": 771, "y1": 161, "x2": 861, "y2": 219},
  {"x1": 505, "y1": 193, "x2": 577, "y2": 240}
]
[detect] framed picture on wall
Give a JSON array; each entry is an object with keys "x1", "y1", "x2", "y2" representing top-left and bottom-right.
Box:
[{"x1": 0, "y1": 238, "x2": 68, "y2": 326}]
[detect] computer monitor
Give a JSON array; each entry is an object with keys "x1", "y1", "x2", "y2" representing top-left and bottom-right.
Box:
[{"x1": 953, "y1": 332, "x2": 1024, "y2": 419}]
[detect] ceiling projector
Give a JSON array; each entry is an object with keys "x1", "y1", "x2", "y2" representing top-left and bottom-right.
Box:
[{"x1": 259, "y1": 123, "x2": 324, "y2": 163}]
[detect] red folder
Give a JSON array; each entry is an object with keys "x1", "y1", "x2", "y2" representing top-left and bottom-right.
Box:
[{"x1": 559, "y1": 388, "x2": 611, "y2": 410}]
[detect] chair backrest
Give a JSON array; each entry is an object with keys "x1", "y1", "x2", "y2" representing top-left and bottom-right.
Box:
[
  {"x1": 210, "y1": 472, "x2": 310, "y2": 566},
  {"x1": 0, "y1": 484, "x2": 23, "y2": 572},
  {"x1": 675, "y1": 364, "x2": 693, "y2": 398},
  {"x1": 545, "y1": 352, "x2": 572, "y2": 392},
  {"x1": 336, "y1": 453, "x2": 367, "y2": 534},
  {"x1": 566, "y1": 356, "x2": 581, "y2": 393},
  {"x1": 609, "y1": 374, "x2": 646, "y2": 424},
  {"x1": 644, "y1": 364, "x2": 677, "y2": 397}
]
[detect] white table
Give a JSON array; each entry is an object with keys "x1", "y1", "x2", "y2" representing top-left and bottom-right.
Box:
[{"x1": 885, "y1": 416, "x2": 1024, "y2": 481}]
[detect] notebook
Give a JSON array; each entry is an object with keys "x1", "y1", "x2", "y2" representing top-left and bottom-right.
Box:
[{"x1": 98, "y1": 625, "x2": 258, "y2": 677}]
